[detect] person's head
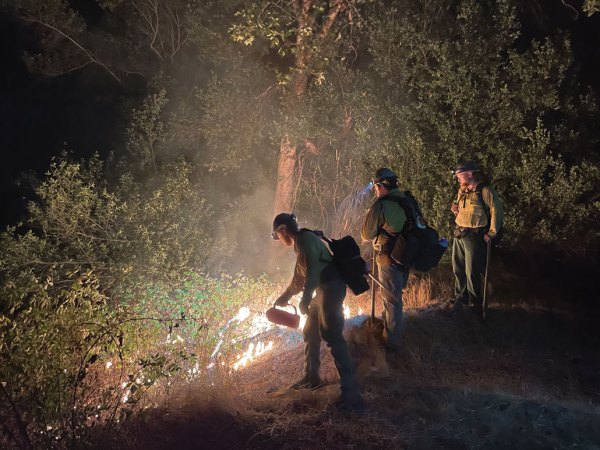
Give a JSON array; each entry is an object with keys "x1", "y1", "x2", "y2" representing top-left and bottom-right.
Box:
[
  {"x1": 454, "y1": 160, "x2": 481, "y2": 188},
  {"x1": 372, "y1": 168, "x2": 398, "y2": 198},
  {"x1": 271, "y1": 213, "x2": 299, "y2": 247}
]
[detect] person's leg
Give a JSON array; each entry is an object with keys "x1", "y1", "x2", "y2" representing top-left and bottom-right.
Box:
[
  {"x1": 319, "y1": 279, "x2": 363, "y2": 410},
  {"x1": 291, "y1": 300, "x2": 321, "y2": 389},
  {"x1": 463, "y1": 232, "x2": 487, "y2": 307},
  {"x1": 377, "y1": 256, "x2": 405, "y2": 349},
  {"x1": 452, "y1": 237, "x2": 468, "y2": 304}
]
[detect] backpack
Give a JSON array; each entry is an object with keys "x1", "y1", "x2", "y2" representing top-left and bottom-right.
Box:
[
  {"x1": 381, "y1": 192, "x2": 448, "y2": 272},
  {"x1": 307, "y1": 230, "x2": 370, "y2": 295},
  {"x1": 474, "y1": 183, "x2": 504, "y2": 244}
]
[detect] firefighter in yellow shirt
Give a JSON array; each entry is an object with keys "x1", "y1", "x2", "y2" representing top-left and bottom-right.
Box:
[{"x1": 451, "y1": 161, "x2": 504, "y2": 317}]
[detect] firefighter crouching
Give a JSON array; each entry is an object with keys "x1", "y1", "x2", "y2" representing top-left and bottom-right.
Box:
[{"x1": 271, "y1": 213, "x2": 364, "y2": 414}]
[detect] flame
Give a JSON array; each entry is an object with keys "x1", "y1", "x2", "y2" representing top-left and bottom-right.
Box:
[
  {"x1": 234, "y1": 307, "x2": 251, "y2": 322},
  {"x1": 299, "y1": 314, "x2": 307, "y2": 329},
  {"x1": 232, "y1": 341, "x2": 274, "y2": 370},
  {"x1": 343, "y1": 304, "x2": 350, "y2": 319}
]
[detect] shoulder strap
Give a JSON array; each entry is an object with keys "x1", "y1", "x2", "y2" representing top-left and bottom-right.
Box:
[
  {"x1": 379, "y1": 192, "x2": 421, "y2": 225},
  {"x1": 475, "y1": 183, "x2": 491, "y2": 218},
  {"x1": 301, "y1": 228, "x2": 332, "y2": 245},
  {"x1": 475, "y1": 182, "x2": 488, "y2": 194}
]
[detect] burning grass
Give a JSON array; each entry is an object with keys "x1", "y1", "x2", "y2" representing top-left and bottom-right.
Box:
[
  {"x1": 7, "y1": 268, "x2": 599, "y2": 449},
  {"x1": 111, "y1": 269, "x2": 600, "y2": 449}
]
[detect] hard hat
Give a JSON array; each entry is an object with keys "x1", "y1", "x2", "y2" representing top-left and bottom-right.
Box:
[
  {"x1": 454, "y1": 160, "x2": 479, "y2": 174},
  {"x1": 271, "y1": 213, "x2": 298, "y2": 240},
  {"x1": 373, "y1": 167, "x2": 398, "y2": 184}
]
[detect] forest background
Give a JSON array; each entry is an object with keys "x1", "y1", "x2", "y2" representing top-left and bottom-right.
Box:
[{"x1": 0, "y1": 0, "x2": 599, "y2": 448}]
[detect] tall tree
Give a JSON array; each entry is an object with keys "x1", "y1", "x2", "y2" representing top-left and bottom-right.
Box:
[{"x1": 231, "y1": 0, "x2": 370, "y2": 217}]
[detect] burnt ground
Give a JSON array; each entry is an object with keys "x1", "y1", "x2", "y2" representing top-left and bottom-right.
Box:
[{"x1": 115, "y1": 294, "x2": 600, "y2": 450}]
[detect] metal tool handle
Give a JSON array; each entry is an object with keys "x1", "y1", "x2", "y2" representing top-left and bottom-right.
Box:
[
  {"x1": 279, "y1": 304, "x2": 297, "y2": 315},
  {"x1": 370, "y1": 255, "x2": 377, "y2": 321},
  {"x1": 482, "y1": 238, "x2": 492, "y2": 320}
]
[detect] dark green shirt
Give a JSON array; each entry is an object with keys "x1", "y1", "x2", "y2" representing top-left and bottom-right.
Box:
[{"x1": 281, "y1": 230, "x2": 333, "y2": 304}]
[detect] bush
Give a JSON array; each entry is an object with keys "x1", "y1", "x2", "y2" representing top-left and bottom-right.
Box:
[
  {"x1": 0, "y1": 156, "x2": 276, "y2": 448},
  {"x1": 364, "y1": 0, "x2": 600, "y2": 248}
]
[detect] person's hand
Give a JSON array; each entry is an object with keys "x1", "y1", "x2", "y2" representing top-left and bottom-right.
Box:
[
  {"x1": 299, "y1": 298, "x2": 311, "y2": 315},
  {"x1": 483, "y1": 233, "x2": 491, "y2": 243},
  {"x1": 274, "y1": 294, "x2": 289, "y2": 307},
  {"x1": 451, "y1": 203, "x2": 459, "y2": 215}
]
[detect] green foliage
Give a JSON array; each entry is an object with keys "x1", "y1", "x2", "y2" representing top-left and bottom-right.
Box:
[
  {"x1": 0, "y1": 155, "x2": 274, "y2": 445},
  {"x1": 230, "y1": 0, "x2": 371, "y2": 89},
  {"x1": 126, "y1": 89, "x2": 169, "y2": 174},
  {"x1": 583, "y1": 0, "x2": 600, "y2": 16},
  {"x1": 0, "y1": 251, "x2": 274, "y2": 447},
  {"x1": 364, "y1": 0, "x2": 600, "y2": 245}
]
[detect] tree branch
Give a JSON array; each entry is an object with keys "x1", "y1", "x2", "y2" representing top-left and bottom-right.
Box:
[
  {"x1": 319, "y1": 0, "x2": 345, "y2": 40},
  {"x1": 29, "y1": 18, "x2": 122, "y2": 83}
]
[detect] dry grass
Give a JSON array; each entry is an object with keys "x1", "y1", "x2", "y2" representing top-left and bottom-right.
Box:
[{"x1": 103, "y1": 267, "x2": 600, "y2": 450}]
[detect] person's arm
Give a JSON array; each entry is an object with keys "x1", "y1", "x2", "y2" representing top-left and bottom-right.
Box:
[
  {"x1": 296, "y1": 233, "x2": 322, "y2": 309},
  {"x1": 361, "y1": 201, "x2": 383, "y2": 242},
  {"x1": 451, "y1": 190, "x2": 460, "y2": 215},
  {"x1": 274, "y1": 261, "x2": 304, "y2": 306},
  {"x1": 482, "y1": 186, "x2": 504, "y2": 239}
]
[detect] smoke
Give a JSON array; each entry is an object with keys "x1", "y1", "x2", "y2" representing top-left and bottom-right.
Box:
[{"x1": 330, "y1": 182, "x2": 374, "y2": 238}]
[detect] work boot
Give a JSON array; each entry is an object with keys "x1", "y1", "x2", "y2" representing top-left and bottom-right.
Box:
[
  {"x1": 334, "y1": 391, "x2": 366, "y2": 415},
  {"x1": 469, "y1": 303, "x2": 484, "y2": 321},
  {"x1": 289, "y1": 375, "x2": 324, "y2": 391}
]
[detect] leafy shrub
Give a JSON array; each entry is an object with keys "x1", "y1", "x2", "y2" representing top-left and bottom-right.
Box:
[
  {"x1": 0, "y1": 156, "x2": 275, "y2": 448},
  {"x1": 364, "y1": 0, "x2": 600, "y2": 247}
]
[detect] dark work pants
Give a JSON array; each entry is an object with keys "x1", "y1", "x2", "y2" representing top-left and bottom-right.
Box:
[
  {"x1": 303, "y1": 278, "x2": 360, "y2": 398},
  {"x1": 452, "y1": 231, "x2": 487, "y2": 306},
  {"x1": 376, "y1": 254, "x2": 408, "y2": 348}
]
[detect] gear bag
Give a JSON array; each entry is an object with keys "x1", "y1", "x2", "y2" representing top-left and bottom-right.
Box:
[
  {"x1": 474, "y1": 182, "x2": 504, "y2": 245},
  {"x1": 308, "y1": 230, "x2": 370, "y2": 295},
  {"x1": 382, "y1": 192, "x2": 448, "y2": 272}
]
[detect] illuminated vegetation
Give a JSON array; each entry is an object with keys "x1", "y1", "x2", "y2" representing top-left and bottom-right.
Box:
[{"x1": 0, "y1": 0, "x2": 599, "y2": 448}]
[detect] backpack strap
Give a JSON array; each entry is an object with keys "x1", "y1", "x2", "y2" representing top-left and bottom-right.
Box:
[
  {"x1": 302, "y1": 228, "x2": 332, "y2": 245},
  {"x1": 474, "y1": 183, "x2": 491, "y2": 220},
  {"x1": 377, "y1": 192, "x2": 426, "y2": 237}
]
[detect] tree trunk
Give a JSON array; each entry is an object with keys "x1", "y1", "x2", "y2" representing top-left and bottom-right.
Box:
[{"x1": 272, "y1": 135, "x2": 297, "y2": 216}]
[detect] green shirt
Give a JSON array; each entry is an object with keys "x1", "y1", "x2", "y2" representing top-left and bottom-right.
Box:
[
  {"x1": 361, "y1": 188, "x2": 408, "y2": 253},
  {"x1": 281, "y1": 230, "x2": 333, "y2": 304}
]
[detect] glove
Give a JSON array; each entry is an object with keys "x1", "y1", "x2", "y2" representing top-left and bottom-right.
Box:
[
  {"x1": 299, "y1": 298, "x2": 311, "y2": 315},
  {"x1": 274, "y1": 293, "x2": 291, "y2": 307}
]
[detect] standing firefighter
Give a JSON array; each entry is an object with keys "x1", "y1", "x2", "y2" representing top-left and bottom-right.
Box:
[
  {"x1": 271, "y1": 213, "x2": 364, "y2": 414},
  {"x1": 361, "y1": 168, "x2": 409, "y2": 352},
  {"x1": 451, "y1": 160, "x2": 504, "y2": 317}
]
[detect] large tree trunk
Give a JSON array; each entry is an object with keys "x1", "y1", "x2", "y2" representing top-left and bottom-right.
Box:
[{"x1": 272, "y1": 135, "x2": 297, "y2": 216}]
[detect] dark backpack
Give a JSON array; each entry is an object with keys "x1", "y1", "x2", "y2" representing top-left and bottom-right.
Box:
[
  {"x1": 382, "y1": 192, "x2": 448, "y2": 272},
  {"x1": 474, "y1": 183, "x2": 504, "y2": 245},
  {"x1": 308, "y1": 230, "x2": 370, "y2": 295}
]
